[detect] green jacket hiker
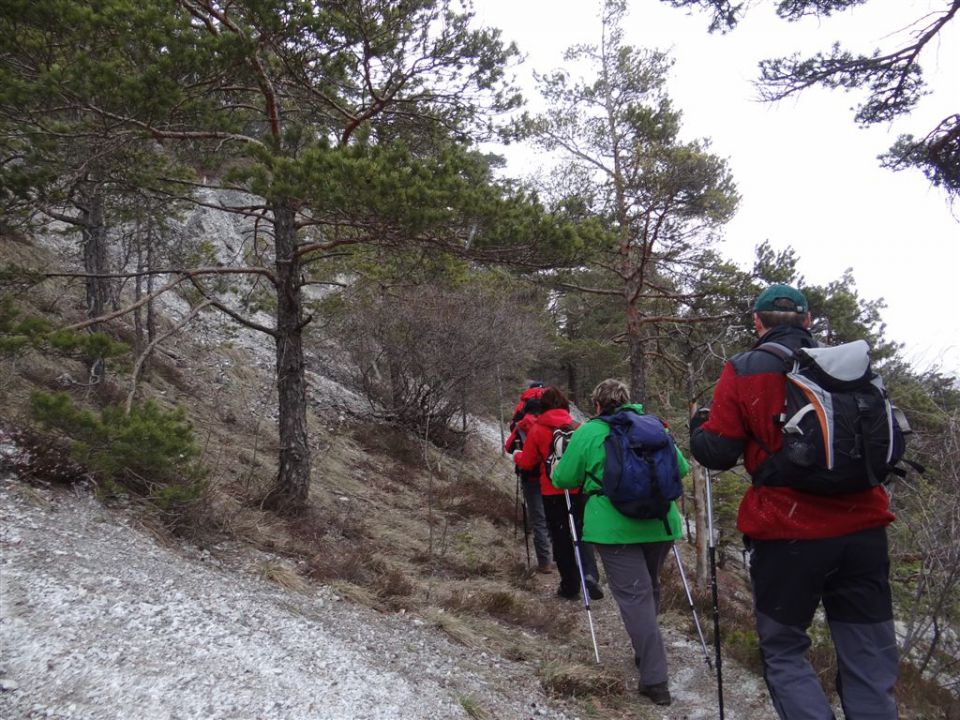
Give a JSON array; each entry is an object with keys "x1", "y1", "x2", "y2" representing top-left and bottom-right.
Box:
[{"x1": 550, "y1": 402, "x2": 687, "y2": 546}]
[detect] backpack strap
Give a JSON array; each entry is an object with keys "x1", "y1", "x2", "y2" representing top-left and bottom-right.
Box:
[
  {"x1": 750, "y1": 342, "x2": 797, "y2": 454},
  {"x1": 754, "y1": 341, "x2": 794, "y2": 366}
]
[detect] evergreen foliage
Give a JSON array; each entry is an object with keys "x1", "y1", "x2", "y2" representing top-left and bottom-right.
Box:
[
  {"x1": 516, "y1": 0, "x2": 739, "y2": 401},
  {"x1": 29, "y1": 391, "x2": 203, "y2": 501},
  {"x1": 0, "y1": 295, "x2": 128, "y2": 359},
  {"x1": 660, "y1": 0, "x2": 960, "y2": 197}
]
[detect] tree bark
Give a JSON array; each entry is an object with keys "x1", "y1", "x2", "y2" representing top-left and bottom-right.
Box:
[
  {"x1": 266, "y1": 201, "x2": 311, "y2": 511},
  {"x1": 626, "y1": 300, "x2": 647, "y2": 402},
  {"x1": 80, "y1": 188, "x2": 109, "y2": 325}
]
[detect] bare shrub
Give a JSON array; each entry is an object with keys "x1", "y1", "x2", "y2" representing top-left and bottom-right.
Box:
[
  {"x1": 892, "y1": 410, "x2": 960, "y2": 695},
  {"x1": 332, "y1": 277, "x2": 548, "y2": 435}
]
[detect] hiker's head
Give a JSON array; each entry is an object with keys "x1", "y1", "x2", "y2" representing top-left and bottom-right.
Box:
[
  {"x1": 540, "y1": 386, "x2": 570, "y2": 411},
  {"x1": 523, "y1": 397, "x2": 543, "y2": 416},
  {"x1": 528, "y1": 380, "x2": 545, "y2": 389},
  {"x1": 752, "y1": 283, "x2": 811, "y2": 335},
  {"x1": 591, "y1": 379, "x2": 630, "y2": 415}
]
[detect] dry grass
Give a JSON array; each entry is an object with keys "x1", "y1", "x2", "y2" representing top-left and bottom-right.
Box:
[
  {"x1": 421, "y1": 607, "x2": 485, "y2": 649},
  {"x1": 258, "y1": 560, "x2": 309, "y2": 593},
  {"x1": 442, "y1": 587, "x2": 577, "y2": 639},
  {"x1": 538, "y1": 661, "x2": 624, "y2": 698}
]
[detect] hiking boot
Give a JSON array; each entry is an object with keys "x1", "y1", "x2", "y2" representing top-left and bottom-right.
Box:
[
  {"x1": 638, "y1": 681, "x2": 672, "y2": 706},
  {"x1": 536, "y1": 561, "x2": 554, "y2": 575},
  {"x1": 585, "y1": 578, "x2": 604, "y2": 600},
  {"x1": 556, "y1": 586, "x2": 579, "y2": 600}
]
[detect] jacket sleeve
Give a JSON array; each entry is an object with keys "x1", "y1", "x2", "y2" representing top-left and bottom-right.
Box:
[
  {"x1": 514, "y1": 424, "x2": 545, "y2": 472},
  {"x1": 691, "y1": 361, "x2": 747, "y2": 470},
  {"x1": 675, "y1": 446, "x2": 690, "y2": 479},
  {"x1": 504, "y1": 427, "x2": 518, "y2": 454}
]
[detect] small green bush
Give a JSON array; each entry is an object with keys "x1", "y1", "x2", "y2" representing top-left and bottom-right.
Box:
[
  {"x1": 31, "y1": 392, "x2": 199, "y2": 489},
  {"x1": 28, "y1": 392, "x2": 208, "y2": 532}
]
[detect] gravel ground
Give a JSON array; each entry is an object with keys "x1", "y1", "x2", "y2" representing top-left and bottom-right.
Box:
[{"x1": 0, "y1": 479, "x2": 575, "y2": 720}]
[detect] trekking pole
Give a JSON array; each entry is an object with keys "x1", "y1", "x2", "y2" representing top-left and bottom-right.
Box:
[
  {"x1": 704, "y1": 469, "x2": 725, "y2": 719},
  {"x1": 563, "y1": 489, "x2": 600, "y2": 664},
  {"x1": 514, "y1": 472, "x2": 520, "y2": 540},
  {"x1": 671, "y1": 544, "x2": 711, "y2": 668}
]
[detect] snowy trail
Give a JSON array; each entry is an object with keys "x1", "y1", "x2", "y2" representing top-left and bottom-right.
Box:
[{"x1": 0, "y1": 480, "x2": 569, "y2": 720}]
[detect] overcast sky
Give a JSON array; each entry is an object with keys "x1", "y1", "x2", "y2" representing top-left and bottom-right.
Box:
[{"x1": 474, "y1": 0, "x2": 960, "y2": 375}]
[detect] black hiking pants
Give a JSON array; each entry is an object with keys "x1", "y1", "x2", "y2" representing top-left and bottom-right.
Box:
[
  {"x1": 542, "y1": 493, "x2": 597, "y2": 596},
  {"x1": 748, "y1": 527, "x2": 898, "y2": 720}
]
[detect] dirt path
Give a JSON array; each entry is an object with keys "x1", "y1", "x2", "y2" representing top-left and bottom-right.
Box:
[{"x1": 0, "y1": 479, "x2": 575, "y2": 720}]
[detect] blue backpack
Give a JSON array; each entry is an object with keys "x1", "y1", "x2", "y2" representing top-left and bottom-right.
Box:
[{"x1": 591, "y1": 410, "x2": 682, "y2": 531}]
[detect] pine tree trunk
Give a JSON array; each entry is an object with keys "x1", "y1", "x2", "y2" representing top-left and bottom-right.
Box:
[
  {"x1": 81, "y1": 190, "x2": 109, "y2": 324},
  {"x1": 80, "y1": 186, "x2": 109, "y2": 383},
  {"x1": 626, "y1": 304, "x2": 647, "y2": 403},
  {"x1": 267, "y1": 201, "x2": 311, "y2": 512}
]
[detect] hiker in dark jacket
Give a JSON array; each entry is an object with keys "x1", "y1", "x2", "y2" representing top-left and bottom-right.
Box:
[
  {"x1": 552, "y1": 379, "x2": 687, "y2": 707},
  {"x1": 513, "y1": 386, "x2": 601, "y2": 599},
  {"x1": 504, "y1": 383, "x2": 553, "y2": 574},
  {"x1": 690, "y1": 284, "x2": 898, "y2": 720}
]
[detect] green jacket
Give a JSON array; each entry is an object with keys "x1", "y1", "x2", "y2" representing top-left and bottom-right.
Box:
[{"x1": 551, "y1": 403, "x2": 688, "y2": 545}]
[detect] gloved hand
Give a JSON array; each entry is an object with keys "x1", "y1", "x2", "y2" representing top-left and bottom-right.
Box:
[{"x1": 689, "y1": 407, "x2": 710, "y2": 434}]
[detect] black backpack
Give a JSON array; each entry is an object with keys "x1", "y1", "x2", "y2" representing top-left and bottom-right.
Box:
[
  {"x1": 754, "y1": 340, "x2": 916, "y2": 494},
  {"x1": 589, "y1": 410, "x2": 682, "y2": 532}
]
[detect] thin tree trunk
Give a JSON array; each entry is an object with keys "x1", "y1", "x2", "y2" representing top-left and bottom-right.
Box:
[
  {"x1": 81, "y1": 190, "x2": 109, "y2": 324},
  {"x1": 80, "y1": 186, "x2": 109, "y2": 383},
  {"x1": 133, "y1": 229, "x2": 145, "y2": 355},
  {"x1": 266, "y1": 201, "x2": 311, "y2": 511},
  {"x1": 626, "y1": 302, "x2": 647, "y2": 402},
  {"x1": 146, "y1": 234, "x2": 156, "y2": 343}
]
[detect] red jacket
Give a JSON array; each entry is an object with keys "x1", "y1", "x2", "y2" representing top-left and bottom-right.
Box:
[
  {"x1": 514, "y1": 408, "x2": 579, "y2": 497},
  {"x1": 691, "y1": 325, "x2": 894, "y2": 541}
]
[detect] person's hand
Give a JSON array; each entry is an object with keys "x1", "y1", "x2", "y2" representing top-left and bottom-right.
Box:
[{"x1": 689, "y1": 407, "x2": 710, "y2": 434}]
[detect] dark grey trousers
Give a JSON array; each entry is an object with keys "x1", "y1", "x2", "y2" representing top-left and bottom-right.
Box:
[
  {"x1": 749, "y1": 527, "x2": 898, "y2": 720},
  {"x1": 520, "y1": 477, "x2": 551, "y2": 567},
  {"x1": 595, "y1": 542, "x2": 672, "y2": 686}
]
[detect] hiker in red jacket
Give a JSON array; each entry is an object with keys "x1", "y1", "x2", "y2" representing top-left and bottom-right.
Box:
[
  {"x1": 513, "y1": 386, "x2": 602, "y2": 600},
  {"x1": 690, "y1": 284, "x2": 898, "y2": 720},
  {"x1": 504, "y1": 383, "x2": 553, "y2": 573}
]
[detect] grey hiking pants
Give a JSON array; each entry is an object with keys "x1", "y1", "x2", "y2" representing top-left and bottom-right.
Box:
[
  {"x1": 595, "y1": 541, "x2": 672, "y2": 686},
  {"x1": 748, "y1": 527, "x2": 898, "y2": 720},
  {"x1": 520, "y1": 477, "x2": 551, "y2": 567}
]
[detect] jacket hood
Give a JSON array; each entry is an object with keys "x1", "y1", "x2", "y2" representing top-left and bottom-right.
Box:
[{"x1": 538, "y1": 408, "x2": 573, "y2": 429}]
